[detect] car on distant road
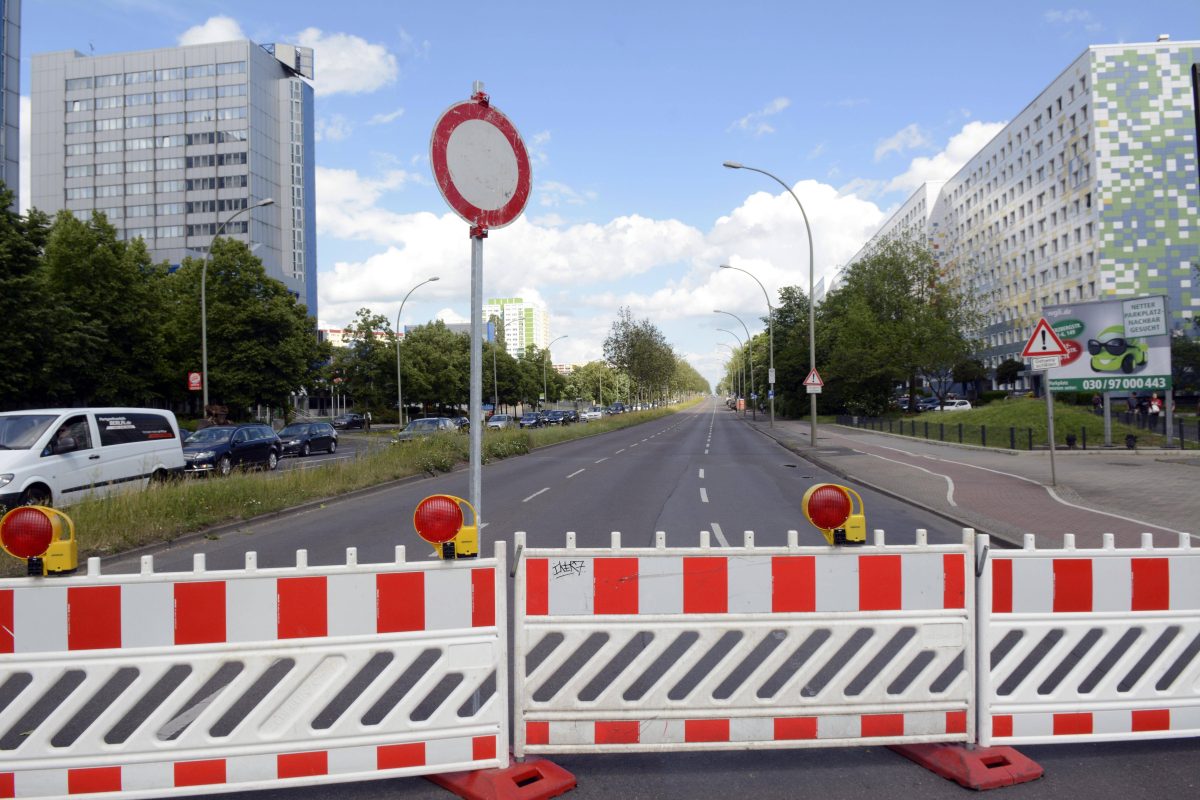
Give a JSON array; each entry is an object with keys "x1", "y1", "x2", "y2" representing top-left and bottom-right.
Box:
[
  {"x1": 392, "y1": 417, "x2": 458, "y2": 443},
  {"x1": 929, "y1": 399, "x2": 973, "y2": 412},
  {"x1": 519, "y1": 412, "x2": 544, "y2": 429},
  {"x1": 183, "y1": 423, "x2": 281, "y2": 476},
  {"x1": 545, "y1": 410, "x2": 572, "y2": 426},
  {"x1": 916, "y1": 397, "x2": 942, "y2": 412},
  {"x1": 487, "y1": 414, "x2": 513, "y2": 430},
  {"x1": 609, "y1": 402, "x2": 627, "y2": 414},
  {"x1": 580, "y1": 408, "x2": 603, "y2": 422},
  {"x1": 452, "y1": 416, "x2": 470, "y2": 432},
  {"x1": 332, "y1": 413, "x2": 365, "y2": 430},
  {"x1": 277, "y1": 422, "x2": 338, "y2": 457}
]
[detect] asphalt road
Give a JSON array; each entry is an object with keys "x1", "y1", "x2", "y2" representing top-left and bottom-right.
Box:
[{"x1": 109, "y1": 399, "x2": 1198, "y2": 799}]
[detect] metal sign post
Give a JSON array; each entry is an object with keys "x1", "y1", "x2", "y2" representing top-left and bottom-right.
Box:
[
  {"x1": 430, "y1": 82, "x2": 531, "y2": 524},
  {"x1": 1024, "y1": 322, "x2": 1066, "y2": 487}
]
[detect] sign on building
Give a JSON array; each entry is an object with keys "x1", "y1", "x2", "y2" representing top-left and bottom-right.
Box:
[{"x1": 1041, "y1": 295, "x2": 1172, "y2": 393}]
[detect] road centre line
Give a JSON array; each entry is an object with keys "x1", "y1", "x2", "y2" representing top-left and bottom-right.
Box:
[
  {"x1": 710, "y1": 522, "x2": 730, "y2": 547},
  {"x1": 699, "y1": 468, "x2": 704, "y2": 479},
  {"x1": 523, "y1": 488, "x2": 550, "y2": 503},
  {"x1": 700, "y1": 488, "x2": 709, "y2": 503},
  {"x1": 630, "y1": 443, "x2": 639, "y2": 447},
  {"x1": 616, "y1": 448, "x2": 625, "y2": 454},
  {"x1": 594, "y1": 457, "x2": 608, "y2": 463},
  {"x1": 566, "y1": 469, "x2": 585, "y2": 479}
]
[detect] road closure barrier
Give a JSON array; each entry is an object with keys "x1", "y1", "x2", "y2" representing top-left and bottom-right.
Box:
[
  {"x1": 0, "y1": 544, "x2": 508, "y2": 799},
  {"x1": 512, "y1": 529, "x2": 975, "y2": 756}
]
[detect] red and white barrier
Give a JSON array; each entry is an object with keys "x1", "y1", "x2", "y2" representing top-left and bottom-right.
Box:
[
  {"x1": 0, "y1": 545, "x2": 508, "y2": 799},
  {"x1": 513, "y1": 529, "x2": 975, "y2": 756},
  {"x1": 978, "y1": 532, "x2": 1200, "y2": 746}
]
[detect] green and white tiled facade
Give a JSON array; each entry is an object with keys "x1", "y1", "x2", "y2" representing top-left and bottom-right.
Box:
[
  {"x1": 855, "y1": 39, "x2": 1198, "y2": 378},
  {"x1": 483, "y1": 296, "x2": 552, "y2": 355}
]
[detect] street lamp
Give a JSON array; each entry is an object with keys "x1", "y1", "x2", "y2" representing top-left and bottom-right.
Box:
[
  {"x1": 716, "y1": 341, "x2": 744, "y2": 411},
  {"x1": 717, "y1": 328, "x2": 747, "y2": 417},
  {"x1": 715, "y1": 309, "x2": 755, "y2": 421},
  {"x1": 721, "y1": 264, "x2": 774, "y2": 427},
  {"x1": 724, "y1": 160, "x2": 817, "y2": 444},
  {"x1": 201, "y1": 197, "x2": 274, "y2": 412},
  {"x1": 395, "y1": 276, "x2": 440, "y2": 428},
  {"x1": 543, "y1": 335, "x2": 568, "y2": 410}
]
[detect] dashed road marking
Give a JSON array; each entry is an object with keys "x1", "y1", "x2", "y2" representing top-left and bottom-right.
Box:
[
  {"x1": 595, "y1": 457, "x2": 608, "y2": 464},
  {"x1": 523, "y1": 488, "x2": 550, "y2": 503},
  {"x1": 700, "y1": 488, "x2": 709, "y2": 503},
  {"x1": 616, "y1": 448, "x2": 626, "y2": 454},
  {"x1": 698, "y1": 468, "x2": 704, "y2": 479},
  {"x1": 710, "y1": 522, "x2": 730, "y2": 547},
  {"x1": 566, "y1": 469, "x2": 585, "y2": 479}
]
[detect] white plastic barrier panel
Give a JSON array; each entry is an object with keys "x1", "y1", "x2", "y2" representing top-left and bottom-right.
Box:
[
  {"x1": 978, "y1": 532, "x2": 1200, "y2": 746},
  {"x1": 513, "y1": 529, "x2": 974, "y2": 756},
  {"x1": 0, "y1": 544, "x2": 508, "y2": 799}
]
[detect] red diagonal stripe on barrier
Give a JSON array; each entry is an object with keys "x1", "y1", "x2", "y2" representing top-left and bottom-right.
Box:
[
  {"x1": 68, "y1": 586, "x2": 121, "y2": 650},
  {"x1": 684, "y1": 719, "x2": 729, "y2": 742},
  {"x1": 472, "y1": 568, "x2": 495, "y2": 627},
  {"x1": 527, "y1": 559, "x2": 549, "y2": 615},
  {"x1": 1132, "y1": 709, "x2": 1170, "y2": 732},
  {"x1": 175, "y1": 581, "x2": 226, "y2": 645},
  {"x1": 771, "y1": 556, "x2": 815, "y2": 612},
  {"x1": 774, "y1": 716, "x2": 818, "y2": 740},
  {"x1": 862, "y1": 714, "x2": 905, "y2": 737},
  {"x1": 595, "y1": 558, "x2": 638, "y2": 614},
  {"x1": 377, "y1": 572, "x2": 424, "y2": 632},
  {"x1": 277, "y1": 751, "x2": 327, "y2": 779},
  {"x1": 683, "y1": 557, "x2": 727, "y2": 613},
  {"x1": 1131, "y1": 558, "x2": 1169, "y2": 611},
  {"x1": 859, "y1": 556, "x2": 902, "y2": 611},
  {"x1": 595, "y1": 721, "x2": 640, "y2": 744},
  {"x1": 943, "y1": 554, "x2": 965, "y2": 609},
  {"x1": 174, "y1": 759, "x2": 226, "y2": 787},
  {"x1": 378, "y1": 742, "x2": 425, "y2": 769},
  {"x1": 1052, "y1": 560, "x2": 1092, "y2": 612},
  {"x1": 278, "y1": 577, "x2": 327, "y2": 639},
  {"x1": 1053, "y1": 712, "x2": 1093, "y2": 735},
  {"x1": 68, "y1": 766, "x2": 121, "y2": 794},
  {"x1": 0, "y1": 590, "x2": 12, "y2": 654},
  {"x1": 993, "y1": 559, "x2": 1013, "y2": 613}
]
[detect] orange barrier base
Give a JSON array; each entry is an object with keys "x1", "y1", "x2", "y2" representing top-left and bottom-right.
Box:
[
  {"x1": 889, "y1": 743, "x2": 1043, "y2": 790},
  {"x1": 426, "y1": 756, "x2": 576, "y2": 800}
]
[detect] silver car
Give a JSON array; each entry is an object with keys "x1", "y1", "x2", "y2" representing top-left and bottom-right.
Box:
[{"x1": 486, "y1": 414, "x2": 513, "y2": 430}]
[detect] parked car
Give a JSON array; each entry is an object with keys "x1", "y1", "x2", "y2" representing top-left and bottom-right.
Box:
[
  {"x1": 277, "y1": 422, "x2": 338, "y2": 457},
  {"x1": 916, "y1": 397, "x2": 942, "y2": 412},
  {"x1": 183, "y1": 423, "x2": 281, "y2": 476},
  {"x1": 452, "y1": 416, "x2": 470, "y2": 432},
  {"x1": 580, "y1": 408, "x2": 603, "y2": 422},
  {"x1": 0, "y1": 408, "x2": 185, "y2": 508},
  {"x1": 487, "y1": 414, "x2": 514, "y2": 430},
  {"x1": 519, "y1": 412, "x2": 544, "y2": 429},
  {"x1": 609, "y1": 402, "x2": 627, "y2": 414},
  {"x1": 332, "y1": 413, "x2": 365, "y2": 430},
  {"x1": 545, "y1": 410, "x2": 572, "y2": 426},
  {"x1": 563, "y1": 410, "x2": 579, "y2": 424},
  {"x1": 392, "y1": 417, "x2": 458, "y2": 443},
  {"x1": 929, "y1": 399, "x2": 973, "y2": 412}
]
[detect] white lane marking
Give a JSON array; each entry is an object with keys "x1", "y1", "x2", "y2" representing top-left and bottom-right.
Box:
[
  {"x1": 595, "y1": 457, "x2": 609, "y2": 464},
  {"x1": 630, "y1": 442, "x2": 639, "y2": 448},
  {"x1": 698, "y1": 468, "x2": 704, "y2": 479},
  {"x1": 700, "y1": 488, "x2": 709, "y2": 503},
  {"x1": 616, "y1": 448, "x2": 626, "y2": 454},
  {"x1": 479, "y1": 522, "x2": 489, "y2": 529},
  {"x1": 710, "y1": 522, "x2": 730, "y2": 547},
  {"x1": 523, "y1": 488, "x2": 550, "y2": 503},
  {"x1": 854, "y1": 449, "x2": 957, "y2": 507},
  {"x1": 705, "y1": 449, "x2": 709, "y2": 455},
  {"x1": 566, "y1": 469, "x2": 585, "y2": 479}
]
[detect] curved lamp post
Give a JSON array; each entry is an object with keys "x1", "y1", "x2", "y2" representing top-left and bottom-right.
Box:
[
  {"x1": 724, "y1": 160, "x2": 817, "y2": 444},
  {"x1": 715, "y1": 309, "x2": 755, "y2": 421},
  {"x1": 717, "y1": 328, "x2": 747, "y2": 417},
  {"x1": 721, "y1": 264, "x2": 774, "y2": 427},
  {"x1": 543, "y1": 335, "x2": 568, "y2": 410},
  {"x1": 395, "y1": 276, "x2": 439, "y2": 428},
  {"x1": 716, "y1": 341, "x2": 743, "y2": 411},
  {"x1": 201, "y1": 197, "x2": 274, "y2": 411}
]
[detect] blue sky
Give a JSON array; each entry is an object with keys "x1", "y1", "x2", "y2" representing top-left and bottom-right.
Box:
[{"x1": 18, "y1": 1, "x2": 1199, "y2": 389}]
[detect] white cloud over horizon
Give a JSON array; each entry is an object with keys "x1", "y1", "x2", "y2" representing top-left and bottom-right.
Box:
[
  {"x1": 874, "y1": 123, "x2": 931, "y2": 161},
  {"x1": 885, "y1": 120, "x2": 1006, "y2": 194},
  {"x1": 729, "y1": 97, "x2": 791, "y2": 137},
  {"x1": 177, "y1": 15, "x2": 246, "y2": 46},
  {"x1": 294, "y1": 27, "x2": 398, "y2": 96}
]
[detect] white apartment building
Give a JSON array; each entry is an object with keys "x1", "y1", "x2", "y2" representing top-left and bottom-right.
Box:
[
  {"x1": 31, "y1": 39, "x2": 317, "y2": 315},
  {"x1": 483, "y1": 297, "x2": 552, "y2": 355}
]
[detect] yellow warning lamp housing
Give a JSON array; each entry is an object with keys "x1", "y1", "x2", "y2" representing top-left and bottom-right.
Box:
[
  {"x1": 802, "y1": 484, "x2": 866, "y2": 546},
  {"x1": 0, "y1": 506, "x2": 79, "y2": 575},
  {"x1": 412, "y1": 494, "x2": 479, "y2": 559}
]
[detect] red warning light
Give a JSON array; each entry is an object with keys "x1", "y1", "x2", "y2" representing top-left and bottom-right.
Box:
[
  {"x1": 413, "y1": 495, "x2": 464, "y2": 544},
  {"x1": 804, "y1": 485, "x2": 852, "y2": 531},
  {"x1": 0, "y1": 507, "x2": 56, "y2": 559}
]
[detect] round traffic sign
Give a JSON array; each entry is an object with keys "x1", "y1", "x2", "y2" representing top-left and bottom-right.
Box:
[{"x1": 430, "y1": 97, "x2": 531, "y2": 229}]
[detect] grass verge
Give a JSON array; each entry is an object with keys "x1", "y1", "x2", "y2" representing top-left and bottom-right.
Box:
[{"x1": 0, "y1": 402, "x2": 695, "y2": 576}]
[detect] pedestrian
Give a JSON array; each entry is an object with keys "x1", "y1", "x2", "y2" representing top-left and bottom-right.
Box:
[
  {"x1": 1148, "y1": 393, "x2": 1162, "y2": 421},
  {"x1": 1091, "y1": 393, "x2": 1101, "y2": 414}
]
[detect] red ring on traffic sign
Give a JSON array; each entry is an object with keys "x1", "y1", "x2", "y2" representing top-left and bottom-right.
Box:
[{"x1": 430, "y1": 100, "x2": 531, "y2": 230}]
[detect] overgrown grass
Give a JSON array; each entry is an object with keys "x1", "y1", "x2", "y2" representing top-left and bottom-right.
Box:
[
  {"x1": 844, "y1": 397, "x2": 1198, "y2": 450},
  {"x1": 0, "y1": 402, "x2": 695, "y2": 576}
]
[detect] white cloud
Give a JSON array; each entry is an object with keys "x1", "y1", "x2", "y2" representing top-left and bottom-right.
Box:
[
  {"x1": 885, "y1": 120, "x2": 1007, "y2": 194},
  {"x1": 537, "y1": 180, "x2": 596, "y2": 208},
  {"x1": 729, "y1": 97, "x2": 790, "y2": 137},
  {"x1": 368, "y1": 107, "x2": 405, "y2": 125},
  {"x1": 874, "y1": 123, "x2": 931, "y2": 161},
  {"x1": 18, "y1": 95, "x2": 29, "y2": 214},
  {"x1": 295, "y1": 28, "x2": 398, "y2": 96},
  {"x1": 527, "y1": 130, "x2": 551, "y2": 166},
  {"x1": 314, "y1": 114, "x2": 353, "y2": 142},
  {"x1": 1044, "y1": 9, "x2": 1102, "y2": 32},
  {"x1": 177, "y1": 15, "x2": 246, "y2": 46}
]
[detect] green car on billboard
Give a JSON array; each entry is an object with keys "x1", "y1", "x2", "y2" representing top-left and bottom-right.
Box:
[{"x1": 1087, "y1": 325, "x2": 1149, "y2": 374}]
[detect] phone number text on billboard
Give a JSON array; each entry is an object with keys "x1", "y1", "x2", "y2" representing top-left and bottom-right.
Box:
[{"x1": 1051, "y1": 376, "x2": 1171, "y2": 392}]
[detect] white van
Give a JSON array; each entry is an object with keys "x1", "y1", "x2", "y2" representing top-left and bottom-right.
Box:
[{"x1": 0, "y1": 408, "x2": 185, "y2": 509}]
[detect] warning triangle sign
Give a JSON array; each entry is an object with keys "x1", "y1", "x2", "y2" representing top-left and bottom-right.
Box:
[
  {"x1": 803, "y1": 368, "x2": 824, "y2": 387},
  {"x1": 1022, "y1": 318, "x2": 1069, "y2": 358}
]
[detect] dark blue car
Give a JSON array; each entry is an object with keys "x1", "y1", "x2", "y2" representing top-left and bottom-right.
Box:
[{"x1": 183, "y1": 423, "x2": 282, "y2": 476}]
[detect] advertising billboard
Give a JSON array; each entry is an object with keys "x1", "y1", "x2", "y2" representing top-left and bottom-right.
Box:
[{"x1": 1041, "y1": 295, "x2": 1172, "y2": 393}]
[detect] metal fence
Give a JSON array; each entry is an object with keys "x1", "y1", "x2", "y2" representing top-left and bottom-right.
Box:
[{"x1": 836, "y1": 414, "x2": 1200, "y2": 450}]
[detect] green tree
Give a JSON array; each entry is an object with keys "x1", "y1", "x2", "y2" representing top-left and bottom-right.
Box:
[
  {"x1": 0, "y1": 184, "x2": 51, "y2": 408},
  {"x1": 399, "y1": 322, "x2": 470, "y2": 413},
  {"x1": 332, "y1": 308, "x2": 395, "y2": 416},
  {"x1": 1170, "y1": 335, "x2": 1200, "y2": 392},
  {"x1": 995, "y1": 358, "x2": 1024, "y2": 390}
]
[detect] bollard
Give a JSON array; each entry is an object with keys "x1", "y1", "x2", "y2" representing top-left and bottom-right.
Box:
[
  {"x1": 1081, "y1": 427, "x2": 1087, "y2": 450},
  {"x1": 958, "y1": 423, "x2": 963, "y2": 443},
  {"x1": 1009, "y1": 426, "x2": 1016, "y2": 450},
  {"x1": 939, "y1": 422, "x2": 944, "y2": 441},
  {"x1": 981, "y1": 425, "x2": 987, "y2": 448},
  {"x1": 1028, "y1": 428, "x2": 1033, "y2": 450}
]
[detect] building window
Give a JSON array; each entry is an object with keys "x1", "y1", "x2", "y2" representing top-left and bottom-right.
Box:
[
  {"x1": 125, "y1": 92, "x2": 153, "y2": 106},
  {"x1": 156, "y1": 180, "x2": 185, "y2": 193},
  {"x1": 97, "y1": 185, "x2": 125, "y2": 198},
  {"x1": 66, "y1": 186, "x2": 94, "y2": 200},
  {"x1": 67, "y1": 99, "x2": 92, "y2": 112},
  {"x1": 95, "y1": 95, "x2": 123, "y2": 110},
  {"x1": 125, "y1": 227, "x2": 154, "y2": 241},
  {"x1": 126, "y1": 204, "x2": 153, "y2": 217},
  {"x1": 97, "y1": 118, "x2": 125, "y2": 132},
  {"x1": 96, "y1": 140, "x2": 124, "y2": 153},
  {"x1": 97, "y1": 206, "x2": 123, "y2": 220},
  {"x1": 185, "y1": 64, "x2": 215, "y2": 79},
  {"x1": 216, "y1": 61, "x2": 246, "y2": 75},
  {"x1": 65, "y1": 163, "x2": 94, "y2": 177},
  {"x1": 66, "y1": 76, "x2": 94, "y2": 90},
  {"x1": 126, "y1": 115, "x2": 154, "y2": 129},
  {"x1": 156, "y1": 225, "x2": 185, "y2": 239},
  {"x1": 126, "y1": 137, "x2": 154, "y2": 150},
  {"x1": 157, "y1": 202, "x2": 185, "y2": 215},
  {"x1": 95, "y1": 74, "x2": 121, "y2": 87},
  {"x1": 156, "y1": 157, "x2": 184, "y2": 170},
  {"x1": 124, "y1": 70, "x2": 154, "y2": 85},
  {"x1": 95, "y1": 162, "x2": 123, "y2": 176},
  {"x1": 186, "y1": 154, "x2": 216, "y2": 169},
  {"x1": 217, "y1": 83, "x2": 247, "y2": 98},
  {"x1": 157, "y1": 135, "x2": 185, "y2": 148},
  {"x1": 186, "y1": 109, "x2": 216, "y2": 123},
  {"x1": 66, "y1": 142, "x2": 94, "y2": 156},
  {"x1": 126, "y1": 159, "x2": 153, "y2": 173},
  {"x1": 186, "y1": 86, "x2": 217, "y2": 101},
  {"x1": 155, "y1": 112, "x2": 185, "y2": 125},
  {"x1": 66, "y1": 120, "x2": 94, "y2": 134},
  {"x1": 218, "y1": 174, "x2": 247, "y2": 189},
  {"x1": 156, "y1": 90, "x2": 185, "y2": 103},
  {"x1": 216, "y1": 106, "x2": 247, "y2": 121},
  {"x1": 123, "y1": 183, "x2": 149, "y2": 196},
  {"x1": 156, "y1": 67, "x2": 185, "y2": 81}
]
